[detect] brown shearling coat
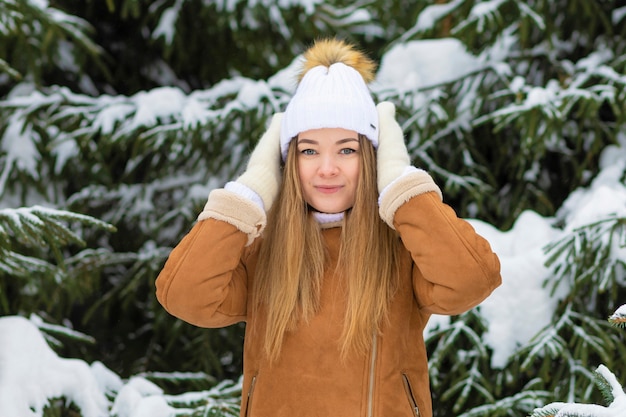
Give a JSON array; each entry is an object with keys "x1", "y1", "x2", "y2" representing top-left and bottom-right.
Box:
[{"x1": 156, "y1": 171, "x2": 501, "y2": 417}]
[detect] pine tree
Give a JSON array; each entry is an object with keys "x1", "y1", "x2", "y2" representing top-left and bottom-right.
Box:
[{"x1": 0, "y1": 1, "x2": 625, "y2": 416}]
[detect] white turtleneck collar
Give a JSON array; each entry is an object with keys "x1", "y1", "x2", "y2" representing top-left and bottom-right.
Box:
[{"x1": 313, "y1": 211, "x2": 344, "y2": 228}]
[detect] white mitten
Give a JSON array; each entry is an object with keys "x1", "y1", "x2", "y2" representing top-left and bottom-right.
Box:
[
  {"x1": 376, "y1": 101, "x2": 416, "y2": 194},
  {"x1": 228, "y1": 113, "x2": 284, "y2": 211},
  {"x1": 197, "y1": 113, "x2": 283, "y2": 244},
  {"x1": 376, "y1": 102, "x2": 442, "y2": 228}
]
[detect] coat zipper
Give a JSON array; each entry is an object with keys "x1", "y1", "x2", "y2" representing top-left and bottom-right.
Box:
[
  {"x1": 367, "y1": 331, "x2": 377, "y2": 417},
  {"x1": 402, "y1": 373, "x2": 420, "y2": 417},
  {"x1": 245, "y1": 375, "x2": 257, "y2": 417}
]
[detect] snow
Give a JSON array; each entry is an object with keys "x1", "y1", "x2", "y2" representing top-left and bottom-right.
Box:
[
  {"x1": 52, "y1": 135, "x2": 79, "y2": 175},
  {"x1": 467, "y1": 0, "x2": 508, "y2": 32},
  {"x1": 152, "y1": 1, "x2": 181, "y2": 45},
  {"x1": 469, "y1": 211, "x2": 564, "y2": 368},
  {"x1": 214, "y1": 0, "x2": 323, "y2": 15},
  {"x1": 93, "y1": 98, "x2": 135, "y2": 135},
  {"x1": 613, "y1": 7, "x2": 626, "y2": 25},
  {"x1": 236, "y1": 79, "x2": 275, "y2": 109},
  {"x1": 613, "y1": 304, "x2": 626, "y2": 318},
  {"x1": 131, "y1": 87, "x2": 186, "y2": 129},
  {"x1": 181, "y1": 96, "x2": 218, "y2": 129},
  {"x1": 1, "y1": 24, "x2": 625, "y2": 417},
  {"x1": 0, "y1": 316, "x2": 183, "y2": 417},
  {"x1": 110, "y1": 377, "x2": 177, "y2": 417},
  {"x1": 0, "y1": 114, "x2": 38, "y2": 196},
  {"x1": 413, "y1": 0, "x2": 465, "y2": 33},
  {"x1": 376, "y1": 39, "x2": 483, "y2": 95},
  {"x1": 0, "y1": 316, "x2": 108, "y2": 417},
  {"x1": 267, "y1": 0, "x2": 323, "y2": 15}
]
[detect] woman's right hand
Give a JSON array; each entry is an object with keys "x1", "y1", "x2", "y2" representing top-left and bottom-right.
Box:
[{"x1": 233, "y1": 113, "x2": 283, "y2": 211}]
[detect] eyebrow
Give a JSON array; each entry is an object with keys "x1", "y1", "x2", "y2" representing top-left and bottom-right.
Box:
[{"x1": 297, "y1": 137, "x2": 359, "y2": 145}]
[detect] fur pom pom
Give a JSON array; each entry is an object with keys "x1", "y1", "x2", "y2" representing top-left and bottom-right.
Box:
[{"x1": 299, "y1": 38, "x2": 376, "y2": 83}]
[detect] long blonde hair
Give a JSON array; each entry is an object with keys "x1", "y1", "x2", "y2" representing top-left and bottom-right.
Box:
[{"x1": 253, "y1": 136, "x2": 401, "y2": 362}]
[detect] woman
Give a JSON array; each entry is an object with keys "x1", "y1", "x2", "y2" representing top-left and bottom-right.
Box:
[{"x1": 156, "y1": 38, "x2": 501, "y2": 417}]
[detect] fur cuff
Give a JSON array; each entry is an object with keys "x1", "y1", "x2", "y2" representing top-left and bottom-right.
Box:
[
  {"x1": 197, "y1": 189, "x2": 266, "y2": 246},
  {"x1": 378, "y1": 169, "x2": 442, "y2": 229}
]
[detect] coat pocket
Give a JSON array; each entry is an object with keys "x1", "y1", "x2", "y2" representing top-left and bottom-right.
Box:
[
  {"x1": 402, "y1": 373, "x2": 420, "y2": 417},
  {"x1": 244, "y1": 375, "x2": 257, "y2": 417}
]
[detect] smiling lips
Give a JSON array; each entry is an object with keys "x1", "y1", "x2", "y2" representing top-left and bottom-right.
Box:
[{"x1": 315, "y1": 185, "x2": 343, "y2": 194}]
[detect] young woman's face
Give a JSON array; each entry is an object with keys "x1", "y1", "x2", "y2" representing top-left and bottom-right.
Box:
[{"x1": 296, "y1": 128, "x2": 360, "y2": 214}]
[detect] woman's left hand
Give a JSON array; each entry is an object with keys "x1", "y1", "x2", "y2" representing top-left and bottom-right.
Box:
[{"x1": 376, "y1": 102, "x2": 413, "y2": 194}]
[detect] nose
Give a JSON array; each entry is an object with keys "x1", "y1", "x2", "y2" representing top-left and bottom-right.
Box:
[{"x1": 318, "y1": 154, "x2": 339, "y2": 177}]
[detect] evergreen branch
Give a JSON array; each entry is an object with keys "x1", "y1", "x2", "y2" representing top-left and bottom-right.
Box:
[
  {"x1": 568, "y1": 311, "x2": 618, "y2": 366},
  {"x1": 164, "y1": 376, "x2": 242, "y2": 415},
  {"x1": 427, "y1": 311, "x2": 489, "y2": 387},
  {"x1": 394, "y1": 0, "x2": 465, "y2": 42},
  {"x1": 515, "y1": 303, "x2": 619, "y2": 389},
  {"x1": 544, "y1": 215, "x2": 626, "y2": 298},
  {"x1": 0, "y1": 57, "x2": 21, "y2": 80},
  {"x1": 442, "y1": 358, "x2": 495, "y2": 413},
  {"x1": 608, "y1": 305, "x2": 626, "y2": 329},
  {"x1": 531, "y1": 401, "x2": 623, "y2": 417},
  {"x1": 451, "y1": 0, "x2": 509, "y2": 36},
  {"x1": 530, "y1": 408, "x2": 559, "y2": 417},
  {"x1": 515, "y1": 0, "x2": 545, "y2": 30},
  {"x1": 140, "y1": 371, "x2": 217, "y2": 387},
  {"x1": 529, "y1": 317, "x2": 626, "y2": 417},
  {"x1": 0, "y1": 0, "x2": 105, "y2": 84},
  {"x1": 81, "y1": 245, "x2": 172, "y2": 323},
  {"x1": 593, "y1": 365, "x2": 616, "y2": 406},
  {"x1": 0, "y1": 250, "x2": 58, "y2": 278},
  {"x1": 29, "y1": 313, "x2": 96, "y2": 346},
  {"x1": 26, "y1": 0, "x2": 103, "y2": 57},
  {"x1": 520, "y1": 324, "x2": 568, "y2": 372},
  {"x1": 595, "y1": 365, "x2": 626, "y2": 407},
  {"x1": 0, "y1": 205, "x2": 115, "y2": 250},
  {"x1": 414, "y1": 148, "x2": 490, "y2": 194},
  {"x1": 0, "y1": 206, "x2": 115, "y2": 289},
  {"x1": 65, "y1": 173, "x2": 207, "y2": 231},
  {"x1": 0, "y1": 251, "x2": 61, "y2": 315},
  {"x1": 457, "y1": 390, "x2": 551, "y2": 417}
]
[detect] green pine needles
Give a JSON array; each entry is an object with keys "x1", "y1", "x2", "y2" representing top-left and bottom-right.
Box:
[
  {"x1": 530, "y1": 306, "x2": 626, "y2": 417},
  {"x1": 544, "y1": 216, "x2": 626, "y2": 302},
  {"x1": 0, "y1": 206, "x2": 115, "y2": 315}
]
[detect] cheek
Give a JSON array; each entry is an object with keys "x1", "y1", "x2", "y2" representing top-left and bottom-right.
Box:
[
  {"x1": 349, "y1": 161, "x2": 361, "y2": 184},
  {"x1": 297, "y1": 162, "x2": 313, "y2": 192},
  {"x1": 297, "y1": 163, "x2": 307, "y2": 185}
]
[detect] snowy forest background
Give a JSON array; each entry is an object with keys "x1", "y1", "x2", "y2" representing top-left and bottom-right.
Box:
[{"x1": 1, "y1": 0, "x2": 626, "y2": 416}]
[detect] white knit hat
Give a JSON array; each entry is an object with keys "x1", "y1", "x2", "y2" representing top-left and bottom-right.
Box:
[{"x1": 280, "y1": 39, "x2": 379, "y2": 160}]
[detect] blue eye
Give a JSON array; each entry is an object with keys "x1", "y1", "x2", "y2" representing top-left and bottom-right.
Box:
[
  {"x1": 340, "y1": 148, "x2": 357, "y2": 155},
  {"x1": 300, "y1": 149, "x2": 317, "y2": 155}
]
